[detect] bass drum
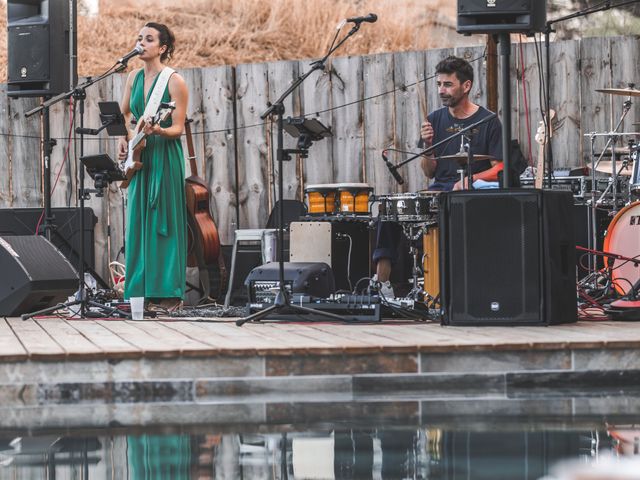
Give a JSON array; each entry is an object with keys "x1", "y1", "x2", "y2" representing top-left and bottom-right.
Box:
[{"x1": 603, "y1": 201, "x2": 640, "y2": 295}]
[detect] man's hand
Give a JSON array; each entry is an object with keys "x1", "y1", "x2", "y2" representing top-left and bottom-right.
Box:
[
  {"x1": 420, "y1": 120, "x2": 434, "y2": 147},
  {"x1": 453, "y1": 178, "x2": 469, "y2": 191}
]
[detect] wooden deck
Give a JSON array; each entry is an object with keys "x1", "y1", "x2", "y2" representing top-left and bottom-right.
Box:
[
  {"x1": 2, "y1": 316, "x2": 640, "y2": 430},
  {"x1": 2, "y1": 317, "x2": 640, "y2": 361}
]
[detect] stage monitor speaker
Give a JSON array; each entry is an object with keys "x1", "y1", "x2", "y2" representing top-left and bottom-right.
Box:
[
  {"x1": 0, "y1": 235, "x2": 78, "y2": 316},
  {"x1": 0, "y1": 207, "x2": 97, "y2": 271},
  {"x1": 7, "y1": 0, "x2": 77, "y2": 97},
  {"x1": 245, "y1": 262, "x2": 336, "y2": 303},
  {"x1": 457, "y1": 0, "x2": 546, "y2": 35},
  {"x1": 439, "y1": 189, "x2": 577, "y2": 326}
]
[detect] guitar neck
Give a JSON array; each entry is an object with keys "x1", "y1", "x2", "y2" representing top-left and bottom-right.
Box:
[
  {"x1": 535, "y1": 145, "x2": 545, "y2": 189},
  {"x1": 184, "y1": 120, "x2": 199, "y2": 176}
]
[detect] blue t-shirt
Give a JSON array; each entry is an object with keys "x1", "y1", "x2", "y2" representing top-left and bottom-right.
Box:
[{"x1": 419, "y1": 106, "x2": 503, "y2": 189}]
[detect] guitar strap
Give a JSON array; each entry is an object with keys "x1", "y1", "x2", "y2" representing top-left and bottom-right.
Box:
[{"x1": 143, "y1": 66, "x2": 175, "y2": 119}]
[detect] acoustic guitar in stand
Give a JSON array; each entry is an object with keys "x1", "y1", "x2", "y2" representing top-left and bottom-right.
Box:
[
  {"x1": 120, "y1": 101, "x2": 175, "y2": 188},
  {"x1": 534, "y1": 109, "x2": 556, "y2": 189}
]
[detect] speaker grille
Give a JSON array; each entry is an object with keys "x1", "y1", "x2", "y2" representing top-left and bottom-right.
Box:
[{"x1": 1, "y1": 236, "x2": 77, "y2": 282}]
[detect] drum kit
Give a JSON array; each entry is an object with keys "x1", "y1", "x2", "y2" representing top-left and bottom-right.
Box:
[{"x1": 583, "y1": 85, "x2": 640, "y2": 298}]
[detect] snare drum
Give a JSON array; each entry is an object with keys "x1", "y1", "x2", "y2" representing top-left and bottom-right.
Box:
[
  {"x1": 603, "y1": 201, "x2": 640, "y2": 295},
  {"x1": 422, "y1": 225, "x2": 439, "y2": 296},
  {"x1": 337, "y1": 183, "x2": 372, "y2": 214},
  {"x1": 305, "y1": 184, "x2": 338, "y2": 215},
  {"x1": 378, "y1": 192, "x2": 440, "y2": 222}
]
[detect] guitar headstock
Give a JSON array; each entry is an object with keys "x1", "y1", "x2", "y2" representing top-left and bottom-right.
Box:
[{"x1": 534, "y1": 109, "x2": 557, "y2": 146}]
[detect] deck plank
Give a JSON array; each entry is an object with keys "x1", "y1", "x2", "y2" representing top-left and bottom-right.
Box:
[
  {"x1": 95, "y1": 320, "x2": 184, "y2": 357},
  {"x1": 35, "y1": 318, "x2": 104, "y2": 359},
  {"x1": 66, "y1": 320, "x2": 142, "y2": 358},
  {"x1": 129, "y1": 320, "x2": 219, "y2": 355},
  {"x1": 0, "y1": 318, "x2": 28, "y2": 361},
  {"x1": 6, "y1": 318, "x2": 66, "y2": 359}
]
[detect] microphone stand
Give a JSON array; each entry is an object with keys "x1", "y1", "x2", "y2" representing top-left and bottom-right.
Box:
[
  {"x1": 21, "y1": 62, "x2": 131, "y2": 321},
  {"x1": 384, "y1": 112, "x2": 497, "y2": 185},
  {"x1": 237, "y1": 22, "x2": 367, "y2": 326},
  {"x1": 543, "y1": 0, "x2": 640, "y2": 188}
]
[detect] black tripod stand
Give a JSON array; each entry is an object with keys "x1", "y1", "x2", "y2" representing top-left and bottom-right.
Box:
[
  {"x1": 236, "y1": 20, "x2": 372, "y2": 327},
  {"x1": 21, "y1": 63, "x2": 132, "y2": 320}
]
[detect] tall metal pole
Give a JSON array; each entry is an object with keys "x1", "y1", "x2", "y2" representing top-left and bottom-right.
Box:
[{"x1": 498, "y1": 32, "x2": 512, "y2": 188}]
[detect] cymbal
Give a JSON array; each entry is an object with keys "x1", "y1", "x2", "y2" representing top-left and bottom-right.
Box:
[
  {"x1": 595, "y1": 160, "x2": 634, "y2": 176},
  {"x1": 437, "y1": 153, "x2": 494, "y2": 162},
  {"x1": 596, "y1": 87, "x2": 640, "y2": 97}
]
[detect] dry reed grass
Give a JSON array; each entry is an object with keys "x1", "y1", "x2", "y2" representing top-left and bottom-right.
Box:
[{"x1": 0, "y1": 0, "x2": 467, "y2": 81}]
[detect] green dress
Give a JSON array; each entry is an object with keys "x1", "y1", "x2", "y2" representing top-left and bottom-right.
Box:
[{"x1": 124, "y1": 69, "x2": 186, "y2": 300}]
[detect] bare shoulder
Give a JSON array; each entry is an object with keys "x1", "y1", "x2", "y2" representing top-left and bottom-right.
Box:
[{"x1": 168, "y1": 71, "x2": 187, "y2": 89}]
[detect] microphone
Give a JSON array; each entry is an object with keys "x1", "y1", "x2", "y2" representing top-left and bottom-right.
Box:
[
  {"x1": 117, "y1": 45, "x2": 143, "y2": 65},
  {"x1": 382, "y1": 150, "x2": 404, "y2": 185},
  {"x1": 346, "y1": 13, "x2": 377, "y2": 24}
]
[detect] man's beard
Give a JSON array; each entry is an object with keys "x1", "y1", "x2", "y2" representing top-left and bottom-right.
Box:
[{"x1": 440, "y1": 94, "x2": 461, "y2": 107}]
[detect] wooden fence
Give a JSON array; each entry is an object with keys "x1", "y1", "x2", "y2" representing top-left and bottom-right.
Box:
[{"x1": 1, "y1": 35, "x2": 638, "y2": 281}]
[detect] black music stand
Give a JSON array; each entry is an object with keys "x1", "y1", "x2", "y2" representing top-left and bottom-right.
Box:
[{"x1": 236, "y1": 22, "x2": 369, "y2": 327}]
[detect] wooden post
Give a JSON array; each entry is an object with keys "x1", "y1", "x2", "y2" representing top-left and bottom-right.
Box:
[{"x1": 486, "y1": 35, "x2": 498, "y2": 113}]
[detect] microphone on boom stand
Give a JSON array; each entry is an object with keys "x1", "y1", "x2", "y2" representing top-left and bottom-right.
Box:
[
  {"x1": 117, "y1": 45, "x2": 144, "y2": 65},
  {"x1": 382, "y1": 149, "x2": 404, "y2": 185},
  {"x1": 346, "y1": 13, "x2": 378, "y2": 24}
]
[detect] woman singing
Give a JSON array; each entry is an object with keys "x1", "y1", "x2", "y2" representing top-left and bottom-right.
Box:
[{"x1": 118, "y1": 22, "x2": 188, "y2": 311}]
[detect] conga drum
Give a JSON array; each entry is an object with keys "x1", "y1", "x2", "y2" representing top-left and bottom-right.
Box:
[
  {"x1": 422, "y1": 225, "x2": 439, "y2": 297},
  {"x1": 305, "y1": 184, "x2": 338, "y2": 216},
  {"x1": 336, "y1": 183, "x2": 373, "y2": 214}
]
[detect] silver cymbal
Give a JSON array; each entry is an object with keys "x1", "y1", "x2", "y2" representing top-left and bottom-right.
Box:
[
  {"x1": 595, "y1": 160, "x2": 634, "y2": 176},
  {"x1": 437, "y1": 153, "x2": 494, "y2": 162},
  {"x1": 593, "y1": 147, "x2": 631, "y2": 157},
  {"x1": 596, "y1": 87, "x2": 640, "y2": 97}
]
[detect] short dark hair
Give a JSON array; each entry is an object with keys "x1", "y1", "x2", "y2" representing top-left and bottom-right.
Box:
[
  {"x1": 435, "y1": 56, "x2": 474, "y2": 85},
  {"x1": 144, "y1": 22, "x2": 175, "y2": 62}
]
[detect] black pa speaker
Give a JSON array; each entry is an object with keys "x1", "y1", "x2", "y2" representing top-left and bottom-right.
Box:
[
  {"x1": 0, "y1": 235, "x2": 78, "y2": 316},
  {"x1": 7, "y1": 0, "x2": 77, "y2": 97},
  {"x1": 457, "y1": 0, "x2": 546, "y2": 35},
  {"x1": 439, "y1": 189, "x2": 577, "y2": 326}
]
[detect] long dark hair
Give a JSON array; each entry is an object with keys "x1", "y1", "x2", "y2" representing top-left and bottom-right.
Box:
[{"x1": 144, "y1": 22, "x2": 175, "y2": 62}]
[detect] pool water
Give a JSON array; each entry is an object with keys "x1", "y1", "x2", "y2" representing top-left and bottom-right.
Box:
[{"x1": 1, "y1": 422, "x2": 639, "y2": 479}]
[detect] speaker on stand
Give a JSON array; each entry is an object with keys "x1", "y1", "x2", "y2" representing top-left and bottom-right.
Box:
[
  {"x1": 7, "y1": 0, "x2": 77, "y2": 98},
  {"x1": 439, "y1": 190, "x2": 577, "y2": 326}
]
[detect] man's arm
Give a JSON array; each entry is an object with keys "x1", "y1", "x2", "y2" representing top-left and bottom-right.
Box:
[{"x1": 420, "y1": 120, "x2": 436, "y2": 178}]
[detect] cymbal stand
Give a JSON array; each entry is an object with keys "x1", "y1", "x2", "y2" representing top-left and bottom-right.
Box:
[{"x1": 583, "y1": 96, "x2": 633, "y2": 284}]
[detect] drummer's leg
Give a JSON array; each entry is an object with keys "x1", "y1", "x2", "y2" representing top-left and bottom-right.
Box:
[{"x1": 372, "y1": 220, "x2": 402, "y2": 282}]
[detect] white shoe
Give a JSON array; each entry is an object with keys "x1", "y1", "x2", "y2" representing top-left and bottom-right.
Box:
[{"x1": 370, "y1": 274, "x2": 395, "y2": 298}]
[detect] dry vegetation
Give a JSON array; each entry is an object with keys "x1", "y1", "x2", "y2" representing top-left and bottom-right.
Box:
[{"x1": 0, "y1": 0, "x2": 468, "y2": 81}]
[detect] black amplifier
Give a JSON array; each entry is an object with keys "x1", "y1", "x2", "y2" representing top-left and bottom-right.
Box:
[{"x1": 245, "y1": 262, "x2": 336, "y2": 303}]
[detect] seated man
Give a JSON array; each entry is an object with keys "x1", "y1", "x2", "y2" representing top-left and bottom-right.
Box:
[{"x1": 372, "y1": 55, "x2": 503, "y2": 297}]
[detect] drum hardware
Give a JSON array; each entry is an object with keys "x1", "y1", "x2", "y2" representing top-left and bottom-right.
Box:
[
  {"x1": 601, "y1": 201, "x2": 640, "y2": 296},
  {"x1": 437, "y1": 152, "x2": 495, "y2": 163},
  {"x1": 583, "y1": 87, "x2": 638, "y2": 274}
]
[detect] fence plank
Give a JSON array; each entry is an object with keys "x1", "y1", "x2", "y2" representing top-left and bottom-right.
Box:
[
  {"x1": 393, "y1": 50, "x2": 427, "y2": 193},
  {"x1": 610, "y1": 36, "x2": 640, "y2": 131},
  {"x1": 579, "y1": 36, "x2": 612, "y2": 168},
  {"x1": 267, "y1": 59, "x2": 302, "y2": 203},
  {"x1": 330, "y1": 55, "x2": 364, "y2": 183},
  {"x1": 299, "y1": 61, "x2": 333, "y2": 187},
  {"x1": 48, "y1": 98, "x2": 74, "y2": 208},
  {"x1": 0, "y1": 84, "x2": 11, "y2": 208},
  {"x1": 202, "y1": 65, "x2": 237, "y2": 245},
  {"x1": 9, "y1": 97, "x2": 41, "y2": 207},
  {"x1": 235, "y1": 62, "x2": 270, "y2": 229},
  {"x1": 179, "y1": 68, "x2": 205, "y2": 177},
  {"x1": 363, "y1": 53, "x2": 396, "y2": 195}
]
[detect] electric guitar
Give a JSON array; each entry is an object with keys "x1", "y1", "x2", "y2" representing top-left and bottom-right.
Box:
[
  {"x1": 120, "y1": 101, "x2": 176, "y2": 188},
  {"x1": 534, "y1": 109, "x2": 556, "y2": 189}
]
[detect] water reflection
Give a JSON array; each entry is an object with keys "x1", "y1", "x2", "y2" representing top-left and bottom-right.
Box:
[{"x1": 0, "y1": 426, "x2": 638, "y2": 479}]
